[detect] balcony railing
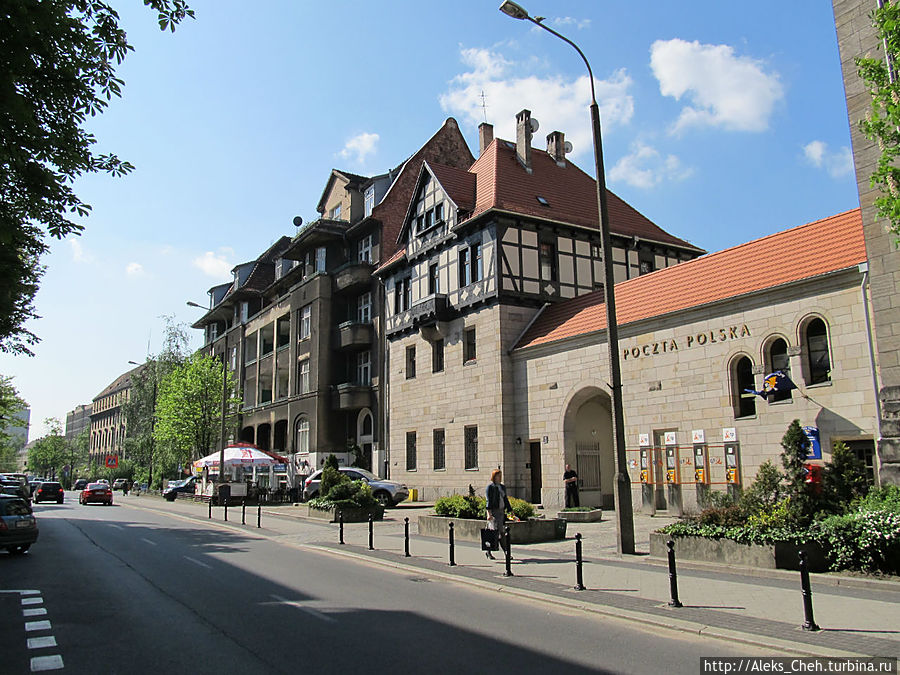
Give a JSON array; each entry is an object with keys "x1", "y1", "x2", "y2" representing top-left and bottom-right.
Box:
[
  {"x1": 333, "y1": 261, "x2": 374, "y2": 293},
  {"x1": 331, "y1": 382, "x2": 373, "y2": 411},
  {"x1": 335, "y1": 321, "x2": 373, "y2": 350}
]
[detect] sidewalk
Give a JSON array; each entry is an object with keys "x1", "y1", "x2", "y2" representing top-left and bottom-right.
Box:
[{"x1": 122, "y1": 495, "x2": 900, "y2": 658}]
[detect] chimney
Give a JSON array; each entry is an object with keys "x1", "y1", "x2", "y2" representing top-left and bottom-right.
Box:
[
  {"x1": 547, "y1": 131, "x2": 567, "y2": 167},
  {"x1": 515, "y1": 109, "x2": 533, "y2": 173},
  {"x1": 478, "y1": 122, "x2": 494, "y2": 156}
]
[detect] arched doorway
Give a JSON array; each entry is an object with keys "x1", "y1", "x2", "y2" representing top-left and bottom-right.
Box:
[
  {"x1": 240, "y1": 426, "x2": 255, "y2": 444},
  {"x1": 562, "y1": 386, "x2": 615, "y2": 509},
  {"x1": 356, "y1": 408, "x2": 374, "y2": 472}
]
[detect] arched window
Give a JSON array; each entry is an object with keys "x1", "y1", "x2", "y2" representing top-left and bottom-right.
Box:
[
  {"x1": 732, "y1": 355, "x2": 756, "y2": 418},
  {"x1": 804, "y1": 318, "x2": 831, "y2": 385},
  {"x1": 362, "y1": 412, "x2": 373, "y2": 436},
  {"x1": 766, "y1": 337, "x2": 792, "y2": 402},
  {"x1": 295, "y1": 417, "x2": 309, "y2": 454}
]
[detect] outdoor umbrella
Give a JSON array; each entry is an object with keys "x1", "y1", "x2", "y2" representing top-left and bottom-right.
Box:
[{"x1": 193, "y1": 445, "x2": 282, "y2": 469}]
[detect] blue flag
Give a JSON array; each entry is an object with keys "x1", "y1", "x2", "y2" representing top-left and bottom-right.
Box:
[{"x1": 743, "y1": 370, "x2": 797, "y2": 401}]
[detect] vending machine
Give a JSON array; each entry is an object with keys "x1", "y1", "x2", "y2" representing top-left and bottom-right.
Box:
[
  {"x1": 724, "y1": 442, "x2": 741, "y2": 501},
  {"x1": 665, "y1": 446, "x2": 683, "y2": 516},
  {"x1": 693, "y1": 443, "x2": 710, "y2": 506},
  {"x1": 640, "y1": 448, "x2": 655, "y2": 515}
]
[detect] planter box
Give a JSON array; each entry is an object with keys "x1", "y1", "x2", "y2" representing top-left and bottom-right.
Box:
[
  {"x1": 300, "y1": 504, "x2": 384, "y2": 523},
  {"x1": 649, "y1": 533, "x2": 827, "y2": 572},
  {"x1": 557, "y1": 509, "x2": 603, "y2": 523},
  {"x1": 418, "y1": 515, "x2": 567, "y2": 543}
]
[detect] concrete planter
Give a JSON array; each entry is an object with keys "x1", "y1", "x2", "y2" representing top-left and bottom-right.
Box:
[
  {"x1": 418, "y1": 515, "x2": 567, "y2": 543},
  {"x1": 301, "y1": 504, "x2": 384, "y2": 523},
  {"x1": 649, "y1": 533, "x2": 827, "y2": 572},
  {"x1": 557, "y1": 509, "x2": 603, "y2": 523}
]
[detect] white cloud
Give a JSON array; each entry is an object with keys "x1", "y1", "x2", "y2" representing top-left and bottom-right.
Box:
[
  {"x1": 609, "y1": 142, "x2": 693, "y2": 189},
  {"x1": 548, "y1": 17, "x2": 591, "y2": 30},
  {"x1": 803, "y1": 140, "x2": 853, "y2": 178},
  {"x1": 193, "y1": 250, "x2": 233, "y2": 279},
  {"x1": 440, "y1": 47, "x2": 634, "y2": 160},
  {"x1": 339, "y1": 132, "x2": 380, "y2": 165},
  {"x1": 650, "y1": 38, "x2": 783, "y2": 134},
  {"x1": 125, "y1": 262, "x2": 145, "y2": 277},
  {"x1": 68, "y1": 238, "x2": 94, "y2": 263}
]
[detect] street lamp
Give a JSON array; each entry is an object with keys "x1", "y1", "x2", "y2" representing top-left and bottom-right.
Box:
[{"x1": 499, "y1": 0, "x2": 635, "y2": 554}]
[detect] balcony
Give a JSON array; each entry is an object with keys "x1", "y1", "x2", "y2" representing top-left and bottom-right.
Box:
[
  {"x1": 387, "y1": 294, "x2": 456, "y2": 337},
  {"x1": 333, "y1": 262, "x2": 374, "y2": 293},
  {"x1": 332, "y1": 383, "x2": 373, "y2": 411},
  {"x1": 335, "y1": 321, "x2": 373, "y2": 350}
]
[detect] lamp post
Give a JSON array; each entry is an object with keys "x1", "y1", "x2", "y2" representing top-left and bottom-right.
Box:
[{"x1": 499, "y1": 0, "x2": 635, "y2": 554}]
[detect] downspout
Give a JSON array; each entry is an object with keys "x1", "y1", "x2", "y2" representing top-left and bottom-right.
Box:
[{"x1": 860, "y1": 263, "x2": 883, "y2": 432}]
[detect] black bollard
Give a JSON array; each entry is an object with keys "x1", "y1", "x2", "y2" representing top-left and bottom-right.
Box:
[
  {"x1": 339, "y1": 510, "x2": 345, "y2": 545},
  {"x1": 504, "y1": 525, "x2": 513, "y2": 577},
  {"x1": 208, "y1": 497, "x2": 212, "y2": 519},
  {"x1": 257, "y1": 504, "x2": 261, "y2": 529},
  {"x1": 368, "y1": 513, "x2": 374, "y2": 550},
  {"x1": 666, "y1": 540, "x2": 683, "y2": 607},
  {"x1": 449, "y1": 522, "x2": 456, "y2": 566},
  {"x1": 574, "y1": 533, "x2": 585, "y2": 591},
  {"x1": 404, "y1": 517, "x2": 410, "y2": 557},
  {"x1": 242, "y1": 499, "x2": 246, "y2": 525},
  {"x1": 799, "y1": 550, "x2": 820, "y2": 631},
  {"x1": 224, "y1": 499, "x2": 228, "y2": 522}
]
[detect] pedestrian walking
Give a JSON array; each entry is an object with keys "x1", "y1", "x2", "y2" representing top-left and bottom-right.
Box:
[
  {"x1": 485, "y1": 469, "x2": 512, "y2": 560},
  {"x1": 563, "y1": 464, "x2": 579, "y2": 507}
]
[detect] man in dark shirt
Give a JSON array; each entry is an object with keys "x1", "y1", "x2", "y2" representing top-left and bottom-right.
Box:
[{"x1": 563, "y1": 464, "x2": 579, "y2": 507}]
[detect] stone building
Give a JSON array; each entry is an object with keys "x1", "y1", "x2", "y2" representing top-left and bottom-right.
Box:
[
  {"x1": 65, "y1": 404, "x2": 91, "y2": 441},
  {"x1": 90, "y1": 365, "x2": 142, "y2": 467}
]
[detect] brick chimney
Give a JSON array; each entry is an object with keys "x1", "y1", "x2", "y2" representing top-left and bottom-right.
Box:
[
  {"x1": 547, "y1": 131, "x2": 567, "y2": 167},
  {"x1": 515, "y1": 109, "x2": 533, "y2": 173},
  {"x1": 478, "y1": 122, "x2": 494, "y2": 156}
]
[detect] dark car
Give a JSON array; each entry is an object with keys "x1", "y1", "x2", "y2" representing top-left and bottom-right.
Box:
[
  {"x1": 79, "y1": 482, "x2": 113, "y2": 506},
  {"x1": 163, "y1": 476, "x2": 198, "y2": 501},
  {"x1": 1, "y1": 481, "x2": 31, "y2": 505},
  {"x1": 73, "y1": 479, "x2": 89, "y2": 491},
  {"x1": 32, "y1": 482, "x2": 64, "y2": 504},
  {"x1": 0, "y1": 495, "x2": 38, "y2": 554}
]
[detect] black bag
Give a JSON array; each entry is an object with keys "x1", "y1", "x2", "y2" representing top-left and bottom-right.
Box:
[{"x1": 481, "y1": 527, "x2": 500, "y2": 551}]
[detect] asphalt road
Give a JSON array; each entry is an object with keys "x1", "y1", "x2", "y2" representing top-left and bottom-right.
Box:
[{"x1": 1, "y1": 500, "x2": 783, "y2": 674}]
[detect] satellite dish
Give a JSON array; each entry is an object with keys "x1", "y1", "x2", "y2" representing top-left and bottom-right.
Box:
[
  {"x1": 529, "y1": 118, "x2": 540, "y2": 133},
  {"x1": 292, "y1": 216, "x2": 303, "y2": 228},
  {"x1": 564, "y1": 141, "x2": 573, "y2": 154}
]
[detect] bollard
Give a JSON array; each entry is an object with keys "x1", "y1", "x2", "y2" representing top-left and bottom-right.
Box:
[
  {"x1": 224, "y1": 499, "x2": 228, "y2": 522},
  {"x1": 666, "y1": 540, "x2": 683, "y2": 607},
  {"x1": 574, "y1": 533, "x2": 585, "y2": 591},
  {"x1": 799, "y1": 550, "x2": 820, "y2": 631},
  {"x1": 404, "y1": 517, "x2": 410, "y2": 557},
  {"x1": 339, "y1": 510, "x2": 345, "y2": 545},
  {"x1": 242, "y1": 499, "x2": 246, "y2": 525},
  {"x1": 368, "y1": 513, "x2": 374, "y2": 550},
  {"x1": 257, "y1": 504, "x2": 261, "y2": 529},
  {"x1": 504, "y1": 525, "x2": 513, "y2": 577},
  {"x1": 208, "y1": 497, "x2": 212, "y2": 519},
  {"x1": 449, "y1": 522, "x2": 456, "y2": 566}
]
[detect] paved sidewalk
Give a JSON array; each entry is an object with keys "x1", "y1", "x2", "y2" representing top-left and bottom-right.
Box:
[{"x1": 121, "y1": 495, "x2": 900, "y2": 659}]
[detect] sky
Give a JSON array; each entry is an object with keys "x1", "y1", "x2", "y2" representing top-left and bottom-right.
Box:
[{"x1": 2, "y1": 0, "x2": 862, "y2": 440}]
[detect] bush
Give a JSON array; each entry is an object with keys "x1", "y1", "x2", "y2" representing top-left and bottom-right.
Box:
[
  {"x1": 739, "y1": 460, "x2": 782, "y2": 515},
  {"x1": 821, "y1": 441, "x2": 868, "y2": 515},
  {"x1": 309, "y1": 480, "x2": 378, "y2": 511},
  {"x1": 320, "y1": 464, "x2": 346, "y2": 498},
  {"x1": 853, "y1": 484, "x2": 900, "y2": 513},
  {"x1": 434, "y1": 493, "x2": 485, "y2": 519},
  {"x1": 814, "y1": 509, "x2": 900, "y2": 575},
  {"x1": 509, "y1": 497, "x2": 535, "y2": 520},
  {"x1": 695, "y1": 504, "x2": 745, "y2": 527}
]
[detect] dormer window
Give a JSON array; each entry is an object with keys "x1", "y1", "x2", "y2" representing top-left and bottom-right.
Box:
[
  {"x1": 330, "y1": 204, "x2": 342, "y2": 220},
  {"x1": 536, "y1": 196, "x2": 550, "y2": 207},
  {"x1": 364, "y1": 186, "x2": 375, "y2": 217},
  {"x1": 358, "y1": 234, "x2": 373, "y2": 263}
]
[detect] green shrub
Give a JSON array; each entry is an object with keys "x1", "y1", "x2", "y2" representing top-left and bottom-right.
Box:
[
  {"x1": 745, "y1": 498, "x2": 797, "y2": 531},
  {"x1": 562, "y1": 506, "x2": 595, "y2": 512},
  {"x1": 434, "y1": 493, "x2": 485, "y2": 519},
  {"x1": 821, "y1": 441, "x2": 869, "y2": 515},
  {"x1": 853, "y1": 485, "x2": 900, "y2": 513},
  {"x1": 695, "y1": 504, "x2": 745, "y2": 527},
  {"x1": 814, "y1": 509, "x2": 900, "y2": 574},
  {"x1": 740, "y1": 460, "x2": 782, "y2": 515},
  {"x1": 509, "y1": 497, "x2": 535, "y2": 520},
  {"x1": 320, "y1": 464, "x2": 346, "y2": 498},
  {"x1": 309, "y1": 480, "x2": 378, "y2": 511}
]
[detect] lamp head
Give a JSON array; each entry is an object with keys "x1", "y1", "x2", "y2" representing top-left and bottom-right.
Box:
[{"x1": 499, "y1": 0, "x2": 529, "y2": 20}]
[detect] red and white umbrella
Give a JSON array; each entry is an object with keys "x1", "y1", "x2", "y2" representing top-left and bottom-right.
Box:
[{"x1": 193, "y1": 445, "x2": 284, "y2": 469}]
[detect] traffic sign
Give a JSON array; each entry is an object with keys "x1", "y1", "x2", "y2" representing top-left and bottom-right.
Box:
[{"x1": 105, "y1": 455, "x2": 118, "y2": 469}]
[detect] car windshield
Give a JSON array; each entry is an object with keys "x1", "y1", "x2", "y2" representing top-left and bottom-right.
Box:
[
  {"x1": 87, "y1": 483, "x2": 108, "y2": 490},
  {"x1": 348, "y1": 468, "x2": 378, "y2": 481}
]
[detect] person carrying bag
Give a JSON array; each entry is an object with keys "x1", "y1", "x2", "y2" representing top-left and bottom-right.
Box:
[{"x1": 483, "y1": 469, "x2": 512, "y2": 560}]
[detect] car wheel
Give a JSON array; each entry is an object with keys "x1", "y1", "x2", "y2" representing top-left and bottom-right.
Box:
[
  {"x1": 10, "y1": 545, "x2": 29, "y2": 554},
  {"x1": 374, "y1": 491, "x2": 391, "y2": 507}
]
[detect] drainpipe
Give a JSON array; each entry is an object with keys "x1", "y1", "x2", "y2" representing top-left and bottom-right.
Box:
[{"x1": 859, "y1": 263, "x2": 883, "y2": 436}]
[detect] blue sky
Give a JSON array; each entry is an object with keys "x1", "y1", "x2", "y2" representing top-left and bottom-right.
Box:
[{"x1": 2, "y1": 0, "x2": 861, "y2": 439}]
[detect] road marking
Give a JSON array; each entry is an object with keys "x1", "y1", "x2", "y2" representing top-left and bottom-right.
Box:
[
  {"x1": 27, "y1": 636, "x2": 57, "y2": 649},
  {"x1": 0, "y1": 589, "x2": 40, "y2": 595},
  {"x1": 24, "y1": 608, "x2": 47, "y2": 617},
  {"x1": 107, "y1": 523, "x2": 123, "y2": 529},
  {"x1": 30, "y1": 654, "x2": 63, "y2": 671},
  {"x1": 22, "y1": 597, "x2": 43, "y2": 606},
  {"x1": 184, "y1": 556, "x2": 211, "y2": 569},
  {"x1": 140, "y1": 538, "x2": 157, "y2": 546},
  {"x1": 269, "y1": 594, "x2": 337, "y2": 623},
  {"x1": 25, "y1": 620, "x2": 51, "y2": 632}
]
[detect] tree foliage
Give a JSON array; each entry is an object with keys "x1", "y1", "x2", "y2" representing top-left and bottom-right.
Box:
[
  {"x1": 27, "y1": 418, "x2": 68, "y2": 478},
  {"x1": 0, "y1": 376, "x2": 28, "y2": 471},
  {"x1": 857, "y1": 0, "x2": 900, "y2": 238},
  {"x1": 0, "y1": 1, "x2": 193, "y2": 355}
]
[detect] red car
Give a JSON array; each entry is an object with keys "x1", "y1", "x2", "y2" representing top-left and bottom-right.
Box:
[{"x1": 79, "y1": 482, "x2": 113, "y2": 506}]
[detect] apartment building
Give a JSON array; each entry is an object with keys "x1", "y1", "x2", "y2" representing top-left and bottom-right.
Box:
[{"x1": 90, "y1": 365, "x2": 142, "y2": 466}]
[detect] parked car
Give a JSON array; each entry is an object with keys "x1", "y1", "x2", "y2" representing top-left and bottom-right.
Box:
[
  {"x1": 112, "y1": 478, "x2": 129, "y2": 492},
  {"x1": 32, "y1": 482, "x2": 64, "y2": 504},
  {"x1": 79, "y1": 482, "x2": 113, "y2": 506},
  {"x1": 73, "y1": 479, "x2": 89, "y2": 491},
  {"x1": 0, "y1": 495, "x2": 38, "y2": 554},
  {"x1": 1, "y1": 481, "x2": 31, "y2": 505},
  {"x1": 302, "y1": 467, "x2": 409, "y2": 506},
  {"x1": 162, "y1": 476, "x2": 199, "y2": 501}
]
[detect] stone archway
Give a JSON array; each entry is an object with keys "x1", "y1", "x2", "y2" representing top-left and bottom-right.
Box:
[{"x1": 561, "y1": 386, "x2": 615, "y2": 509}]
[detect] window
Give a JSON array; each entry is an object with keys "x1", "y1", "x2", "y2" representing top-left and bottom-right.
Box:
[
  {"x1": 245, "y1": 331, "x2": 258, "y2": 363},
  {"x1": 260, "y1": 323, "x2": 274, "y2": 356},
  {"x1": 297, "y1": 359, "x2": 310, "y2": 394},
  {"x1": 540, "y1": 241, "x2": 557, "y2": 281},
  {"x1": 464, "y1": 426, "x2": 478, "y2": 469},
  {"x1": 295, "y1": 417, "x2": 309, "y2": 454},
  {"x1": 434, "y1": 202, "x2": 444, "y2": 224},
  {"x1": 299, "y1": 306, "x2": 311, "y2": 340},
  {"x1": 432, "y1": 338, "x2": 444, "y2": 373},
  {"x1": 315, "y1": 247, "x2": 326, "y2": 273},
  {"x1": 463, "y1": 327, "x2": 476, "y2": 363},
  {"x1": 364, "y1": 186, "x2": 375, "y2": 217},
  {"x1": 357, "y1": 350, "x2": 371, "y2": 385},
  {"x1": 406, "y1": 431, "x2": 417, "y2": 471},
  {"x1": 258, "y1": 369, "x2": 272, "y2": 404},
  {"x1": 767, "y1": 338, "x2": 792, "y2": 402},
  {"x1": 276, "y1": 314, "x2": 290, "y2": 350},
  {"x1": 276, "y1": 358, "x2": 289, "y2": 400},
  {"x1": 357, "y1": 292, "x2": 372, "y2": 323},
  {"x1": 639, "y1": 259, "x2": 654, "y2": 275},
  {"x1": 394, "y1": 277, "x2": 411, "y2": 314},
  {"x1": 459, "y1": 247, "x2": 470, "y2": 286},
  {"x1": 433, "y1": 429, "x2": 445, "y2": 470},
  {"x1": 358, "y1": 234, "x2": 373, "y2": 263},
  {"x1": 732, "y1": 356, "x2": 756, "y2": 418},
  {"x1": 406, "y1": 345, "x2": 416, "y2": 379},
  {"x1": 428, "y1": 263, "x2": 439, "y2": 295},
  {"x1": 805, "y1": 318, "x2": 831, "y2": 385},
  {"x1": 459, "y1": 242, "x2": 483, "y2": 286},
  {"x1": 330, "y1": 204, "x2": 342, "y2": 220}
]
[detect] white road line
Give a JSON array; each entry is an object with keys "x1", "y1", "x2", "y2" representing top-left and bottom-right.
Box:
[
  {"x1": 107, "y1": 523, "x2": 123, "y2": 529},
  {"x1": 30, "y1": 654, "x2": 63, "y2": 671},
  {"x1": 184, "y1": 556, "x2": 211, "y2": 569},
  {"x1": 270, "y1": 594, "x2": 337, "y2": 623},
  {"x1": 27, "y1": 636, "x2": 57, "y2": 649},
  {"x1": 25, "y1": 620, "x2": 51, "y2": 632},
  {"x1": 22, "y1": 597, "x2": 43, "y2": 606},
  {"x1": 140, "y1": 538, "x2": 157, "y2": 546},
  {"x1": 23, "y1": 608, "x2": 47, "y2": 617},
  {"x1": 0, "y1": 589, "x2": 40, "y2": 595}
]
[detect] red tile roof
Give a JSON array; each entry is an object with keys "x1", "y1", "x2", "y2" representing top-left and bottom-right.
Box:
[
  {"x1": 515, "y1": 208, "x2": 866, "y2": 350},
  {"x1": 427, "y1": 162, "x2": 476, "y2": 211}
]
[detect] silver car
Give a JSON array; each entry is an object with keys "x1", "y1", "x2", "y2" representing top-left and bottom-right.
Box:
[{"x1": 303, "y1": 467, "x2": 409, "y2": 506}]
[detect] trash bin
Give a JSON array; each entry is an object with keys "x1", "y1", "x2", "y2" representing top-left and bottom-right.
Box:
[{"x1": 218, "y1": 483, "x2": 231, "y2": 506}]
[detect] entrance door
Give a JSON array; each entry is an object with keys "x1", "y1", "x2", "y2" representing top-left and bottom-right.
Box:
[{"x1": 529, "y1": 441, "x2": 542, "y2": 503}]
